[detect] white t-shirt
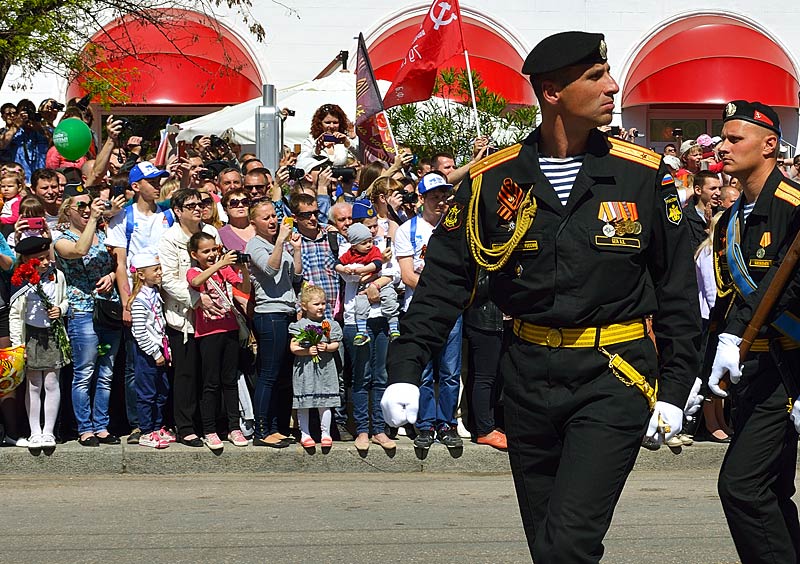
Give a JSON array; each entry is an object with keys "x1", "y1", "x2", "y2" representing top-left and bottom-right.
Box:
[
  {"x1": 393, "y1": 214, "x2": 436, "y2": 310},
  {"x1": 105, "y1": 205, "x2": 171, "y2": 267}
]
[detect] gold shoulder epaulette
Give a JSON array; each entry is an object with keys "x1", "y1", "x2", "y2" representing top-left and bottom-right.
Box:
[
  {"x1": 470, "y1": 144, "x2": 522, "y2": 177},
  {"x1": 608, "y1": 137, "x2": 661, "y2": 170},
  {"x1": 775, "y1": 181, "x2": 800, "y2": 207}
]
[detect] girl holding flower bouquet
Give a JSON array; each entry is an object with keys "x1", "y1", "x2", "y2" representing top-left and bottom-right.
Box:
[
  {"x1": 9, "y1": 237, "x2": 69, "y2": 449},
  {"x1": 289, "y1": 285, "x2": 342, "y2": 448}
]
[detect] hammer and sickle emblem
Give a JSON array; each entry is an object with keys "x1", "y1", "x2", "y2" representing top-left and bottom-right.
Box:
[{"x1": 429, "y1": 1, "x2": 458, "y2": 30}]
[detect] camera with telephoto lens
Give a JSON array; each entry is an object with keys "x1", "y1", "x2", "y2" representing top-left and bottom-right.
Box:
[
  {"x1": 402, "y1": 191, "x2": 419, "y2": 205},
  {"x1": 287, "y1": 166, "x2": 305, "y2": 181},
  {"x1": 116, "y1": 117, "x2": 131, "y2": 131},
  {"x1": 233, "y1": 250, "x2": 250, "y2": 264},
  {"x1": 330, "y1": 166, "x2": 356, "y2": 180},
  {"x1": 209, "y1": 134, "x2": 228, "y2": 148},
  {"x1": 51, "y1": 101, "x2": 65, "y2": 112}
]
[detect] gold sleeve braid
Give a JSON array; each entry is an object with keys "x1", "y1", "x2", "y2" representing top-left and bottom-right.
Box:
[{"x1": 466, "y1": 174, "x2": 538, "y2": 271}]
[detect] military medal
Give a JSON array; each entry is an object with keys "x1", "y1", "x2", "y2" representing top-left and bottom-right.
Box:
[
  {"x1": 599, "y1": 202, "x2": 640, "y2": 237},
  {"x1": 757, "y1": 232, "x2": 771, "y2": 259}
]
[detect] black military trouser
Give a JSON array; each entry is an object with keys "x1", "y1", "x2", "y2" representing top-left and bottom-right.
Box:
[
  {"x1": 502, "y1": 335, "x2": 653, "y2": 564},
  {"x1": 718, "y1": 348, "x2": 800, "y2": 564}
]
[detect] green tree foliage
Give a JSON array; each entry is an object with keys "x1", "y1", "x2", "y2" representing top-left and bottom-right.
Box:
[
  {"x1": 0, "y1": 0, "x2": 284, "y2": 102},
  {"x1": 387, "y1": 68, "x2": 539, "y2": 163}
]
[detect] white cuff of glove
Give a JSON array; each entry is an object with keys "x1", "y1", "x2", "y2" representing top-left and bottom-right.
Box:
[
  {"x1": 380, "y1": 383, "x2": 420, "y2": 427},
  {"x1": 684, "y1": 377, "x2": 704, "y2": 419},
  {"x1": 645, "y1": 401, "x2": 684, "y2": 444},
  {"x1": 790, "y1": 400, "x2": 800, "y2": 434}
]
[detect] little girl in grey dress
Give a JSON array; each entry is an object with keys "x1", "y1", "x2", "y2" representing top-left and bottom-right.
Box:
[{"x1": 289, "y1": 285, "x2": 342, "y2": 448}]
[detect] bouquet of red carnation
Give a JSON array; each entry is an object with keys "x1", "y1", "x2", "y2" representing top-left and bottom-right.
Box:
[
  {"x1": 11, "y1": 258, "x2": 71, "y2": 363},
  {"x1": 296, "y1": 323, "x2": 325, "y2": 363}
]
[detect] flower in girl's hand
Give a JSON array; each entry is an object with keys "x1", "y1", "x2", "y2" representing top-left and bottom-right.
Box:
[{"x1": 296, "y1": 324, "x2": 325, "y2": 363}]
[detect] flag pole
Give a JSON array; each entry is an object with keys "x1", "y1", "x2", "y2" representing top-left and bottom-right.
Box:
[{"x1": 463, "y1": 49, "x2": 482, "y2": 138}]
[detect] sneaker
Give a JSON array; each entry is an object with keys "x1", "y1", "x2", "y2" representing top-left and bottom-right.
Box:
[
  {"x1": 353, "y1": 333, "x2": 371, "y2": 346},
  {"x1": 437, "y1": 426, "x2": 463, "y2": 449},
  {"x1": 678, "y1": 433, "x2": 694, "y2": 446},
  {"x1": 389, "y1": 330, "x2": 401, "y2": 342},
  {"x1": 204, "y1": 433, "x2": 224, "y2": 451},
  {"x1": 126, "y1": 428, "x2": 142, "y2": 444},
  {"x1": 40, "y1": 434, "x2": 57, "y2": 448},
  {"x1": 158, "y1": 428, "x2": 177, "y2": 443},
  {"x1": 414, "y1": 428, "x2": 435, "y2": 449},
  {"x1": 12, "y1": 437, "x2": 29, "y2": 448},
  {"x1": 27, "y1": 435, "x2": 43, "y2": 449},
  {"x1": 665, "y1": 435, "x2": 684, "y2": 448},
  {"x1": 228, "y1": 430, "x2": 249, "y2": 447},
  {"x1": 139, "y1": 432, "x2": 169, "y2": 449}
]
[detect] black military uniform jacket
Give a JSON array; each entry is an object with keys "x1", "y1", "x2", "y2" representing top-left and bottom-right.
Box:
[
  {"x1": 713, "y1": 167, "x2": 800, "y2": 339},
  {"x1": 387, "y1": 128, "x2": 701, "y2": 407},
  {"x1": 685, "y1": 200, "x2": 710, "y2": 252}
]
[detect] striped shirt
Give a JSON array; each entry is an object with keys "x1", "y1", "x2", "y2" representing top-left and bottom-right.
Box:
[
  {"x1": 742, "y1": 200, "x2": 756, "y2": 222},
  {"x1": 540, "y1": 155, "x2": 585, "y2": 206}
]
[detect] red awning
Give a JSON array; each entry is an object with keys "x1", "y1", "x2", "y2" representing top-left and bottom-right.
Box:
[
  {"x1": 623, "y1": 17, "x2": 799, "y2": 108},
  {"x1": 67, "y1": 9, "x2": 262, "y2": 106},
  {"x1": 368, "y1": 17, "x2": 534, "y2": 106}
]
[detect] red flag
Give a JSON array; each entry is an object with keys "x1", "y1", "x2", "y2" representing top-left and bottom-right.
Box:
[
  {"x1": 382, "y1": 0, "x2": 465, "y2": 109},
  {"x1": 355, "y1": 33, "x2": 397, "y2": 162}
]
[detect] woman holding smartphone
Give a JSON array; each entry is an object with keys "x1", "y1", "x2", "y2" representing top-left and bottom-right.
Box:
[{"x1": 300, "y1": 104, "x2": 358, "y2": 166}]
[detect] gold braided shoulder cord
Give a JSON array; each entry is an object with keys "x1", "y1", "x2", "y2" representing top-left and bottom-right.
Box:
[{"x1": 466, "y1": 174, "x2": 538, "y2": 271}]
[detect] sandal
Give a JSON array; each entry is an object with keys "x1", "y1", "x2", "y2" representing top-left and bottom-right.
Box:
[
  {"x1": 320, "y1": 436, "x2": 333, "y2": 448},
  {"x1": 301, "y1": 436, "x2": 316, "y2": 448}
]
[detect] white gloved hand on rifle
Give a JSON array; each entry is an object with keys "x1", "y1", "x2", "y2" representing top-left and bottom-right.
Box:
[
  {"x1": 708, "y1": 333, "x2": 743, "y2": 398},
  {"x1": 645, "y1": 401, "x2": 684, "y2": 445}
]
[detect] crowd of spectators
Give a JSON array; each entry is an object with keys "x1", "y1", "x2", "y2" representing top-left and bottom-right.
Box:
[
  {"x1": 1, "y1": 94, "x2": 789, "y2": 455},
  {"x1": 0, "y1": 97, "x2": 507, "y2": 453}
]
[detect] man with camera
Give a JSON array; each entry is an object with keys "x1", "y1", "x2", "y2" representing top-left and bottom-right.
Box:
[{"x1": 7, "y1": 100, "x2": 49, "y2": 182}]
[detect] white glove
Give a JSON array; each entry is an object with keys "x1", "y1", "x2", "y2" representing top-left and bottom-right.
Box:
[
  {"x1": 684, "y1": 377, "x2": 704, "y2": 420},
  {"x1": 790, "y1": 400, "x2": 800, "y2": 434},
  {"x1": 381, "y1": 383, "x2": 420, "y2": 427},
  {"x1": 709, "y1": 333, "x2": 743, "y2": 397},
  {"x1": 645, "y1": 401, "x2": 684, "y2": 444}
]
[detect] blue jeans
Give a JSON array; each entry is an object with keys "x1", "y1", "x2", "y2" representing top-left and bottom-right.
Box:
[
  {"x1": 344, "y1": 318, "x2": 389, "y2": 435},
  {"x1": 68, "y1": 312, "x2": 122, "y2": 434},
  {"x1": 417, "y1": 315, "x2": 462, "y2": 431},
  {"x1": 253, "y1": 312, "x2": 292, "y2": 438},
  {"x1": 133, "y1": 343, "x2": 168, "y2": 434}
]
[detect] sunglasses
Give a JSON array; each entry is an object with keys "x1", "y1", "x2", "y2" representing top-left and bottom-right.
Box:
[
  {"x1": 72, "y1": 201, "x2": 91, "y2": 212},
  {"x1": 244, "y1": 184, "x2": 267, "y2": 191},
  {"x1": 227, "y1": 198, "x2": 250, "y2": 208},
  {"x1": 295, "y1": 210, "x2": 320, "y2": 220},
  {"x1": 199, "y1": 198, "x2": 214, "y2": 208},
  {"x1": 182, "y1": 201, "x2": 203, "y2": 210}
]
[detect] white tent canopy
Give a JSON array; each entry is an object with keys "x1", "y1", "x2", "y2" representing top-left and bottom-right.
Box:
[{"x1": 176, "y1": 71, "x2": 388, "y2": 148}]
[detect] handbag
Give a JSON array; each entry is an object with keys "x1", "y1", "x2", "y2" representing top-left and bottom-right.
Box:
[
  {"x1": 93, "y1": 297, "x2": 123, "y2": 329},
  {"x1": 206, "y1": 276, "x2": 254, "y2": 349}
]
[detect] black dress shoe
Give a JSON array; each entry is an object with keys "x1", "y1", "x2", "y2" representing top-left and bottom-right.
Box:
[
  {"x1": 96, "y1": 434, "x2": 120, "y2": 445},
  {"x1": 252, "y1": 437, "x2": 290, "y2": 448},
  {"x1": 78, "y1": 435, "x2": 100, "y2": 447},
  {"x1": 178, "y1": 436, "x2": 204, "y2": 447}
]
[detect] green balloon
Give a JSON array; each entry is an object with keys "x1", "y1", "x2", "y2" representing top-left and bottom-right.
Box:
[{"x1": 53, "y1": 118, "x2": 92, "y2": 161}]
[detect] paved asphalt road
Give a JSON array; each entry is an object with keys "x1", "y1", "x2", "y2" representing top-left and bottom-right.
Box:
[{"x1": 1, "y1": 470, "x2": 742, "y2": 563}]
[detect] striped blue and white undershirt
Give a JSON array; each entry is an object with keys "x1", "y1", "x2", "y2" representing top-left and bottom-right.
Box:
[{"x1": 539, "y1": 155, "x2": 585, "y2": 206}]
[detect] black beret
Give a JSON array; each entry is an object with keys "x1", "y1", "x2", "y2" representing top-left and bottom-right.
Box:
[
  {"x1": 63, "y1": 183, "x2": 88, "y2": 198},
  {"x1": 523, "y1": 31, "x2": 607, "y2": 75},
  {"x1": 723, "y1": 100, "x2": 781, "y2": 136},
  {"x1": 16, "y1": 236, "x2": 51, "y2": 256}
]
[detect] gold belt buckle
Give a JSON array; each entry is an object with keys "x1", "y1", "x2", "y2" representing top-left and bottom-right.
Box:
[{"x1": 546, "y1": 328, "x2": 563, "y2": 348}]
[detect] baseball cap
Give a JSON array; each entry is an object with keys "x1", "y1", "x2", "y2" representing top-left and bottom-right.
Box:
[
  {"x1": 294, "y1": 154, "x2": 330, "y2": 176},
  {"x1": 679, "y1": 140, "x2": 698, "y2": 156},
  {"x1": 663, "y1": 155, "x2": 681, "y2": 171},
  {"x1": 417, "y1": 173, "x2": 453, "y2": 195},
  {"x1": 696, "y1": 134, "x2": 713, "y2": 147},
  {"x1": 129, "y1": 162, "x2": 169, "y2": 184}
]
